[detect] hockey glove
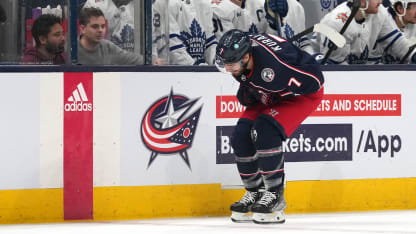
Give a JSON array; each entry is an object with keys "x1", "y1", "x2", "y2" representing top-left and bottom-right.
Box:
[
  {"x1": 267, "y1": 0, "x2": 288, "y2": 17},
  {"x1": 258, "y1": 90, "x2": 281, "y2": 106},
  {"x1": 382, "y1": 0, "x2": 391, "y2": 7},
  {"x1": 236, "y1": 85, "x2": 259, "y2": 107},
  {"x1": 264, "y1": 0, "x2": 287, "y2": 30}
]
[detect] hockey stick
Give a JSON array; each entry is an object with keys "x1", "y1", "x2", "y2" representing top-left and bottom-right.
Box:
[
  {"x1": 266, "y1": 0, "x2": 282, "y2": 37},
  {"x1": 321, "y1": 0, "x2": 361, "y2": 65},
  {"x1": 399, "y1": 37, "x2": 416, "y2": 64},
  {"x1": 288, "y1": 23, "x2": 346, "y2": 48}
]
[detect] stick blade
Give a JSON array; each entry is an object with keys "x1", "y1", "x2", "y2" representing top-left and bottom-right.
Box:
[{"x1": 314, "y1": 23, "x2": 346, "y2": 48}]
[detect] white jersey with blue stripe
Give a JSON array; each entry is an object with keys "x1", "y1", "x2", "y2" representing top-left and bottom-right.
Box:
[
  {"x1": 368, "y1": 7, "x2": 415, "y2": 64},
  {"x1": 279, "y1": 0, "x2": 306, "y2": 45},
  {"x1": 211, "y1": 0, "x2": 305, "y2": 42},
  {"x1": 304, "y1": 2, "x2": 409, "y2": 64},
  {"x1": 211, "y1": 0, "x2": 268, "y2": 39},
  {"x1": 168, "y1": 0, "x2": 217, "y2": 65},
  {"x1": 404, "y1": 23, "x2": 416, "y2": 39}
]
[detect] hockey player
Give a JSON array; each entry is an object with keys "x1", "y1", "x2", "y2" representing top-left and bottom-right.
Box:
[
  {"x1": 264, "y1": 0, "x2": 306, "y2": 43},
  {"x1": 392, "y1": 0, "x2": 416, "y2": 38},
  {"x1": 304, "y1": 0, "x2": 414, "y2": 64},
  {"x1": 215, "y1": 29, "x2": 324, "y2": 224},
  {"x1": 168, "y1": 0, "x2": 217, "y2": 65},
  {"x1": 211, "y1": 0, "x2": 269, "y2": 39},
  {"x1": 369, "y1": 0, "x2": 416, "y2": 63},
  {"x1": 211, "y1": 0, "x2": 305, "y2": 41}
]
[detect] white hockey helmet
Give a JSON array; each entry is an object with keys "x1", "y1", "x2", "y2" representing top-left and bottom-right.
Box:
[
  {"x1": 391, "y1": 0, "x2": 416, "y2": 17},
  {"x1": 348, "y1": 0, "x2": 370, "y2": 10}
]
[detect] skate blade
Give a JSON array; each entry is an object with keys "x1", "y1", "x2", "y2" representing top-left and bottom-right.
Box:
[
  {"x1": 230, "y1": 211, "x2": 253, "y2": 223},
  {"x1": 252, "y1": 211, "x2": 285, "y2": 224}
]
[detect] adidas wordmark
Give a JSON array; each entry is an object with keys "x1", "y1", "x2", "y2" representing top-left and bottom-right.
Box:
[{"x1": 64, "y1": 82, "x2": 92, "y2": 112}]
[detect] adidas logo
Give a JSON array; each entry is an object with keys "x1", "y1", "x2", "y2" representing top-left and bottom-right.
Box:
[{"x1": 64, "y1": 82, "x2": 92, "y2": 112}]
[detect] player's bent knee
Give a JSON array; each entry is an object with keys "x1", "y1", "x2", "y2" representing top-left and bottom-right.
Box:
[
  {"x1": 252, "y1": 116, "x2": 284, "y2": 150},
  {"x1": 231, "y1": 119, "x2": 255, "y2": 156}
]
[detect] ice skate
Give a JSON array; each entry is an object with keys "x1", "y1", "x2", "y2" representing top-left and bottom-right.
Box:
[
  {"x1": 251, "y1": 190, "x2": 287, "y2": 224},
  {"x1": 230, "y1": 191, "x2": 261, "y2": 223}
]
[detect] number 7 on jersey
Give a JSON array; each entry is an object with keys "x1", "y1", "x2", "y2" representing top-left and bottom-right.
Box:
[{"x1": 288, "y1": 77, "x2": 302, "y2": 87}]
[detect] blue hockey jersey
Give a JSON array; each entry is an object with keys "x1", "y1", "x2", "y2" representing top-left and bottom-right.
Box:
[{"x1": 236, "y1": 33, "x2": 324, "y2": 106}]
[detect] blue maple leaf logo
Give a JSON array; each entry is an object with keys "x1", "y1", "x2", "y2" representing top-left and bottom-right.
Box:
[
  {"x1": 179, "y1": 19, "x2": 207, "y2": 63},
  {"x1": 348, "y1": 45, "x2": 369, "y2": 64},
  {"x1": 284, "y1": 24, "x2": 295, "y2": 41},
  {"x1": 111, "y1": 24, "x2": 134, "y2": 52}
]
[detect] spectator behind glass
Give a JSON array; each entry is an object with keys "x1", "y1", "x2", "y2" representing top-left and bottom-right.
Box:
[
  {"x1": 78, "y1": 7, "x2": 143, "y2": 65},
  {"x1": 21, "y1": 14, "x2": 66, "y2": 64}
]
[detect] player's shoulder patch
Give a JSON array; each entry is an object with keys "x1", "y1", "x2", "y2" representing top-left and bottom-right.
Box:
[
  {"x1": 336, "y1": 12, "x2": 349, "y2": 23},
  {"x1": 261, "y1": 68, "x2": 275, "y2": 82}
]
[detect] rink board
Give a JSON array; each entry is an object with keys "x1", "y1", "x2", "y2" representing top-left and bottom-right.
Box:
[{"x1": 0, "y1": 70, "x2": 415, "y2": 223}]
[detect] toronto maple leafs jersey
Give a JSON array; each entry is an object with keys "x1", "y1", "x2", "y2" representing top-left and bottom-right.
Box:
[
  {"x1": 279, "y1": 0, "x2": 306, "y2": 43},
  {"x1": 404, "y1": 23, "x2": 416, "y2": 39},
  {"x1": 211, "y1": 0, "x2": 268, "y2": 39},
  {"x1": 110, "y1": 1, "x2": 135, "y2": 52},
  {"x1": 368, "y1": 7, "x2": 407, "y2": 63},
  {"x1": 304, "y1": 2, "x2": 410, "y2": 64},
  {"x1": 168, "y1": 0, "x2": 217, "y2": 65},
  {"x1": 235, "y1": 33, "x2": 324, "y2": 102},
  {"x1": 211, "y1": 0, "x2": 305, "y2": 41}
]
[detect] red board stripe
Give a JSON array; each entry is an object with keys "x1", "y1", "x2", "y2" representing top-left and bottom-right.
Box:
[
  {"x1": 216, "y1": 94, "x2": 401, "y2": 118},
  {"x1": 63, "y1": 73, "x2": 93, "y2": 220}
]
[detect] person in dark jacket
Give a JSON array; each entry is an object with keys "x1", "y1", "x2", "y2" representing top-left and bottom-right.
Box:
[{"x1": 21, "y1": 14, "x2": 66, "y2": 64}]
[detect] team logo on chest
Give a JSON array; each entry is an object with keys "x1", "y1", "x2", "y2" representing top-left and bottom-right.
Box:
[{"x1": 261, "y1": 68, "x2": 275, "y2": 82}]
